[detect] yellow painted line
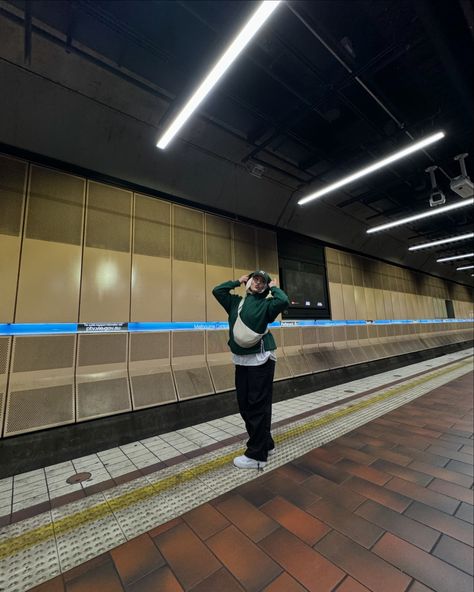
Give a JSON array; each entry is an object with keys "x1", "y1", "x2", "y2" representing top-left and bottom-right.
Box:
[{"x1": 0, "y1": 358, "x2": 471, "y2": 561}]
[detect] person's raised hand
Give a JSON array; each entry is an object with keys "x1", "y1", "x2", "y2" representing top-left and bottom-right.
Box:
[
  {"x1": 239, "y1": 275, "x2": 249, "y2": 284},
  {"x1": 269, "y1": 279, "x2": 277, "y2": 288}
]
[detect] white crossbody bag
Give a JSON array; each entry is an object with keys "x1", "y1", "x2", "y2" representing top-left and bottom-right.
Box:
[{"x1": 233, "y1": 296, "x2": 268, "y2": 348}]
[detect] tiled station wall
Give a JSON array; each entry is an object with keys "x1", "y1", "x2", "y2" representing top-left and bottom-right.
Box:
[
  {"x1": 0, "y1": 154, "x2": 472, "y2": 438},
  {"x1": 326, "y1": 247, "x2": 473, "y2": 320}
]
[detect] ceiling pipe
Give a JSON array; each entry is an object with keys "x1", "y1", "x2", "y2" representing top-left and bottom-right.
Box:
[
  {"x1": 245, "y1": 28, "x2": 415, "y2": 165},
  {"x1": 287, "y1": 4, "x2": 405, "y2": 129},
  {"x1": 286, "y1": 3, "x2": 450, "y2": 173}
]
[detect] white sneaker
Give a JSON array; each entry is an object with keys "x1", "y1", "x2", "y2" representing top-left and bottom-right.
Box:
[{"x1": 233, "y1": 455, "x2": 267, "y2": 469}]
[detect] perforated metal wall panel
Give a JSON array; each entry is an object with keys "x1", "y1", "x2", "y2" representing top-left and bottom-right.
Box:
[
  {"x1": 0, "y1": 155, "x2": 26, "y2": 237},
  {"x1": 129, "y1": 332, "x2": 177, "y2": 409},
  {"x1": 344, "y1": 325, "x2": 367, "y2": 365},
  {"x1": 173, "y1": 367, "x2": 214, "y2": 400},
  {"x1": 332, "y1": 325, "x2": 356, "y2": 367},
  {"x1": 26, "y1": 165, "x2": 85, "y2": 245},
  {"x1": 0, "y1": 338, "x2": 9, "y2": 376},
  {"x1": 76, "y1": 333, "x2": 131, "y2": 421},
  {"x1": 132, "y1": 194, "x2": 172, "y2": 322},
  {"x1": 233, "y1": 223, "x2": 256, "y2": 271},
  {"x1": 271, "y1": 327, "x2": 292, "y2": 380},
  {"x1": 355, "y1": 325, "x2": 383, "y2": 361},
  {"x1": 4, "y1": 335, "x2": 75, "y2": 436},
  {"x1": 0, "y1": 337, "x2": 12, "y2": 435},
  {"x1": 205, "y1": 214, "x2": 234, "y2": 322},
  {"x1": 86, "y1": 182, "x2": 131, "y2": 252},
  {"x1": 16, "y1": 164, "x2": 85, "y2": 323},
  {"x1": 6, "y1": 385, "x2": 74, "y2": 436},
  {"x1": 206, "y1": 330, "x2": 229, "y2": 356},
  {"x1": 130, "y1": 331, "x2": 169, "y2": 361},
  {"x1": 130, "y1": 373, "x2": 176, "y2": 408},
  {"x1": 11, "y1": 335, "x2": 75, "y2": 370},
  {"x1": 257, "y1": 229, "x2": 278, "y2": 276},
  {"x1": 172, "y1": 330, "x2": 204, "y2": 358},
  {"x1": 282, "y1": 327, "x2": 310, "y2": 377},
  {"x1": 80, "y1": 182, "x2": 132, "y2": 322},
  {"x1": 172, "y1": 206, "x2": 205, "y2": 321},
  {"x1": 78, "y1": 333, "x2": 127, "y2": 366},
  {"x1": 172, "y1": 331, "x2": 214, "y2": 400},
  {"x1": 0, "y1": 155, "x2": 27, "y2": 322},
  {"x1": 378, "y1": 325, "x2": 393, "y2": 358},
  {"x1": 301, "y1": 326, "x2": 329, "y2": 373},
  {"x1": 77, "y1": 378, "x2": 130, "y2": 419},
  {"x1": 134, "y1": 194, "x2": 171, "y2": 258},
  {"x1": 317, "y1": 326, "x2": 340, "y2": 369},
  {"x1": 206, "y1": 214, "x2": 232, "y2": 268},
  {"x1": 173, "y1": 205, "x2": 204, "y2": 263},
  {"x1": 206, "y1": 330, "x2": 234, "y2": 393},
  {"x1": 13, "y1": 335, "x2": 76, "y2": 372}
]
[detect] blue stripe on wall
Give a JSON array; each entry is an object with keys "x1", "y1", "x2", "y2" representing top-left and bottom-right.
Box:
[{"x1": 0, "y1": 318, "x2": 470, "y2": 336}]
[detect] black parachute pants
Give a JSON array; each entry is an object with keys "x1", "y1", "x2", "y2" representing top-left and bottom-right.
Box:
[{"x1": 235, "y1": 358, "x2": 276, "y2": 462}]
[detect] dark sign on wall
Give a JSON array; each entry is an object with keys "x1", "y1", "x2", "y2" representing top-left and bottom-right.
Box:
[{"x1": 277, "y1": 231, "x2": 330, "y2": 320}]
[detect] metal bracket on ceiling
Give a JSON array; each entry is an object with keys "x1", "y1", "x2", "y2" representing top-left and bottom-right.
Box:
[
  {"x1": 65, "y1": 1, "x2": 74, "y2": 54},
  {"x1": 24, "y1": 0, "x2": 32, "y2": 65}
]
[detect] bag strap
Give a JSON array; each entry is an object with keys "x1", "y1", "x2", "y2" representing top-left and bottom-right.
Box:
[
  {"x1": 237, "y1": 294, "x2": 269, "y2": 338},
  {"x1": 237, "y1": 294, "x2": 246, "y2": 315}
]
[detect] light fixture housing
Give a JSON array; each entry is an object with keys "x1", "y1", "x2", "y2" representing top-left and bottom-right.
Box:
[
  {"x1": 367, "y1": 198, "x2": 473, "y2": 234},
  {"x1": 156, "y1": 1, "x2": 282, "y2": 150},
  {"x1": 456, "y1": 265, "x2": 474, "y2": 270},
  {"x1": 437, "y1": 252, "x2": 474, "y2": 263},
  {"x1": 298, "y1": 131, "x2": 445, "y2": 206},
  {"x1": 408, "y1": 232, "x2": 474, "y2": 251}
]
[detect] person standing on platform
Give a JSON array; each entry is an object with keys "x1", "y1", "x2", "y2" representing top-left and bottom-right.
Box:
[{"x1": 212, "y1": 271, "x2": 289, "y2": 469}]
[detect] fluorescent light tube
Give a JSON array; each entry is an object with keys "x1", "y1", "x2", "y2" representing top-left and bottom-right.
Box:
[
  {"x1": 437, "y1": 252, "x2": 474, "y2": 262},
  {"x1": 298, "y1": 131, "x2": 445, "y2": 206},
  {"x1": 456, "y1": 265, "x2": 474, "y2": 270},
  {"x1": 409, "y1": 232, "x2": 474, "y2": 251},
  {"x1": 367, "y1": 198, "x2": 474, "y2": 234},
  {"x1": 156, "y1": 1, "x2": 281, "y2": 149}
]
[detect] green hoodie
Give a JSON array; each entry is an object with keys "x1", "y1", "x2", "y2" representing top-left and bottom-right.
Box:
[{"x1": 212, "y1": 278, "x2": 290, "y2": 355}]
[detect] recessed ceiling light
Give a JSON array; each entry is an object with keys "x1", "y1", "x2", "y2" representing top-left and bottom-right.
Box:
[
  {"x1": 367, "y1": 198, "x2": 473, "y2": 234},
  {"x1": 437, "y1": 252, "x2": 474, "y2": 262},
  {"x1": 156, "y1": 1, "x2": 282, "y2": 150},
  {"x1": 298, "y1": 131, "x2": 445, "y2": 206},
  {"x1": 456, "y1": 265, "x2": 474, "y2": 270},
  {"x1": 408, "y1": 232, "x2": 474, "y2": 251}
]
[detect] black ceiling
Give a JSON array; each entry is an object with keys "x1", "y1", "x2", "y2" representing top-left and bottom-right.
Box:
[{"x1": 6, "y1": 0, "x2": 474, "y2": 278}]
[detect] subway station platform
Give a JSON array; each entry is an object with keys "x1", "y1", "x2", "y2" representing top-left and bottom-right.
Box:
[{"x1": 0, "y1": 348, "x2": 472, "y2": 592}]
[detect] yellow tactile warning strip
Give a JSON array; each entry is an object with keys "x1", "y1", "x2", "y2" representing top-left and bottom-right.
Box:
[{"x1": 0, "y1": 356, "x2": 471, "y2": 563}]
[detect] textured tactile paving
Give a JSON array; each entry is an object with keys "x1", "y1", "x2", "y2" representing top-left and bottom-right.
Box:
[{"x1": 0, "y1": 349, "x2": 471, "y2": 591}]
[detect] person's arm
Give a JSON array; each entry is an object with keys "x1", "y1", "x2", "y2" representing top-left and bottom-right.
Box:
[
  {"x1": 212, "y1": 277, "x2": 246, "y2": 313},
  {"x1": 266, "y1": 280, "x2": 290, "y2": 321}
]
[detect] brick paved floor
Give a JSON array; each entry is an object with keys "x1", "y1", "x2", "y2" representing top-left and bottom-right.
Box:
[{"x1": 30, "y1": 372, "x2": 473, "y2": 592}]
